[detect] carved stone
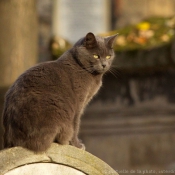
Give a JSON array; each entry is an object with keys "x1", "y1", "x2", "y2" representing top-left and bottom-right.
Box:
[{"x1": 0, "y1": 143, "x2": 118, "y2": 175}]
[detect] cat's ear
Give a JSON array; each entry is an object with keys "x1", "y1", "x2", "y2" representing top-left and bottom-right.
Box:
[
  {"x1": 105, "y1": 34, "x2": 118, "y2": 49},
  {"x1": 84, "y1": 32, "x2": 97, "y2": 49}
]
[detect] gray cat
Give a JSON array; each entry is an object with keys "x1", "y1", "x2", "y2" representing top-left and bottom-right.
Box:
[{"x1": 2, "y1": 32, "x2": 117, "y2": 152}]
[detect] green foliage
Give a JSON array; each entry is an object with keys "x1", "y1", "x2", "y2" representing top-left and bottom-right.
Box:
[{"x1": 103, "y1": 16, "x2": 175, "y2": 51}]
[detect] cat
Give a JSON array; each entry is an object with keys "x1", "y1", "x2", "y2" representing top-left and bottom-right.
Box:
[{"x1": 2, "y1": 32, "x2": 117, "y2": 152}]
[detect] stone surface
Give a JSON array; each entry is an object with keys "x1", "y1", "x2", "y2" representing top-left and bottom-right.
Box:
[
  {"x1": 6, "y1": 163, "x2": 85, "y2": 175},
  {"x1": 0, "y1": 143, "x2": 118, "y2": 175}
]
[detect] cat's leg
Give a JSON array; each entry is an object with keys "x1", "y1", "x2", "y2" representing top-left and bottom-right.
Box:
[
  {"x1": 70, "y1": 114, "x2": 85, "y2": 150},
  {"x1": 55, "y1": 124, "x2": 74, "y2": 146}
]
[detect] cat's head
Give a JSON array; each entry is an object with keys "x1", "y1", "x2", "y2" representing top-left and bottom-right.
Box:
[{"x1": 73, "y1": 32, "x2": 118, "y2": 75}]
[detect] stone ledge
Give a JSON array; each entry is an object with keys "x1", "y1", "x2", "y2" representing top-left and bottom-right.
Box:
[{"x1": 0, "y1": 143, "x2": 118, "y2": 175}]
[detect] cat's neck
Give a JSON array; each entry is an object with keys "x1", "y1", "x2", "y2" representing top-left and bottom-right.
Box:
[
  {"x1": 56, "y1": 49, "x2": 101, "y2": 78},
  {"x1": 69, "y1": 48, "x2": 83, "y2": 68}
]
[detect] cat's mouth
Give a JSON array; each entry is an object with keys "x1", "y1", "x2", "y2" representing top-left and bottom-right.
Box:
[
  {"x1": 91, "y1": 66, "x2": 109, "y2": 75},
  {"x1": 85, "y1": 62, "x2": 109, "y2": 75}
]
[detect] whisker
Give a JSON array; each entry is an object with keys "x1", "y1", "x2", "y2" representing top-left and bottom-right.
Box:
[
  {"x1": 110, "y1": 65, "x2": 123, "y2": 71},
  {"x1": 106, "y1": 66, "x2": 122, "y2": 80},
  {"x1": 111, "y1": 68, "x2": 121, "y2": 77},
  {"x1": 108, "y1": 69, "x2": 119, "y2": 79},
  {"x1": 111, "y1": 65, "x2": 123, "y2": 73}
]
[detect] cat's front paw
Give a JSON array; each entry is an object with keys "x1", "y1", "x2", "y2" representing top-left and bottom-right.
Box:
[
  {"x1": 80, "y1": 143, "x2": 86, "y2": 150},
  {"x1": 70, "y1": 139, "x2": 86, "y2": 150}
]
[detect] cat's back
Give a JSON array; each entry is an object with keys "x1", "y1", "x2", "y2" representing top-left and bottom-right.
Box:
[
  {"x1": 4, "y1": 57, "x2": 73, "y2": 110},
  {"x1": 6, "y1": 62, "x2": 50, "y2": 98},
  {"x1": 7, "y1": 57, "x2": 69, "y2": 95}
]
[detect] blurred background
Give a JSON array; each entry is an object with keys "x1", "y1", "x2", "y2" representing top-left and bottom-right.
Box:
[{"x1": 0, "y1": 0, "x2": 175, "y2": 174}]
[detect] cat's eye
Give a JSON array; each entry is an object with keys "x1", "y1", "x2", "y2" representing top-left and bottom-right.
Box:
[
  {"x1": 106, "y1": 55, "x2": 111, "y2": 59},
  {"x1": 93, "y1": 54, "x2": 99, "y2": 59}
]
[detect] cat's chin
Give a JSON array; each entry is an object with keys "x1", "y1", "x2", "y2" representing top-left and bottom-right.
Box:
[{"x1": 92, "y1": 69, "x2": 108, "y2": 75}]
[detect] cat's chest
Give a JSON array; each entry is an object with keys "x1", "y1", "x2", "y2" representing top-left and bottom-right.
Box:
[
  {"x1": 76, "y1": 76, "x2": 102, "y2": 105},
  {"x1": 88, "y1": 79, "x2": 102, "y2": 98}
]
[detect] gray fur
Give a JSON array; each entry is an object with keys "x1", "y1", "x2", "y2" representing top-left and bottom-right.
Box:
[{"x1": 2, "y1": 32, "x2": 117, "y2": 152}]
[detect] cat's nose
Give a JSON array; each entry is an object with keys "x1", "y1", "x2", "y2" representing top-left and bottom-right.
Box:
[{"x1": 102, "y1": 64, "x2": 106, "y2": 68}]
